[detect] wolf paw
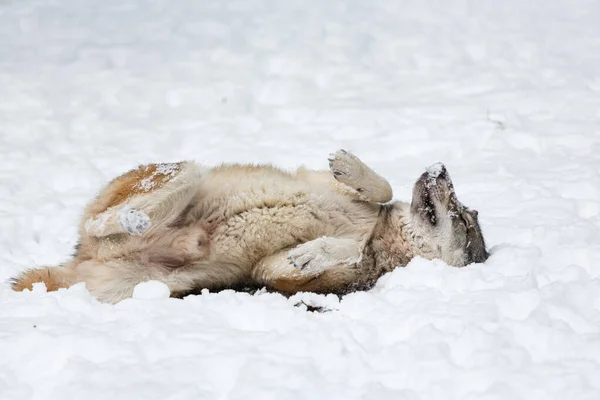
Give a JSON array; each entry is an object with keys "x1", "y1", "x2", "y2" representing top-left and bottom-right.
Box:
[
  {"x1": 328, "y1": 149, "x2": 366, "y2": 189},
  {"x1": 287, "y1": 237, "x2": 361, "y2": 273},
  {"x1": 119, "y1": 206, "x2": 151, "y2": 235}
]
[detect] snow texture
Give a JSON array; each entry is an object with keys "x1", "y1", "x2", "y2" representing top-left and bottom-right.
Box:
[
  {"x1": 1, "y1": 0, "x2": 600, "y2": 399},
  {"x1": 137, "y1": 162, "x2": 180, "y2": 191},
  {"x1": 426, "y1": 162, "x2": 445, "y2": 179},
  {"x1": 132, "y1": 281, "x2": 171, "y2": 300},
  {"x1": 424, "y1": 162, "x2": 447, "y2": 190},
  {"x1": 119, "y1": 206, "x2": 151, "y2": 235},
  {"x1": 83, "y1": 211, "x2": 112, "y2": 234}
]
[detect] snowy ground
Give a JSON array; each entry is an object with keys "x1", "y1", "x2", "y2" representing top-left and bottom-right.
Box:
[{"x1": 1, "y1": 0, "x2": 600, "y2": 399}]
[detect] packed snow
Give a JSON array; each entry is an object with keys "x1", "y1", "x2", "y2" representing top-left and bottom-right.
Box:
[
  {"x1": 132, "y1": 280, "x2": 171, "y2": 300},
  {"x1": 1, "y1": 0, "x2": 600, "y2": 399}
]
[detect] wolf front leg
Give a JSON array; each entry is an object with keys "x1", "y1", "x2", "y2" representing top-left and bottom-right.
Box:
[
  {"x1": 286, "y1": 237, "x2": 363, "y2": 273},
  {"x1": 328, "y1": 149, "x2": 393, "y2": 203},
  {"x1": 252, "y1": 249, "x2": 377, "y2": 295},
  {"x1": 83, "y1": 161, "x2": 206, "y2": 237}
]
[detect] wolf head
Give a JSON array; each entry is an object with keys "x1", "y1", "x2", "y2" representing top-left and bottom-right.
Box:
[{"x1": 410, "y1": 163, "x2": 489, "y2": 267}]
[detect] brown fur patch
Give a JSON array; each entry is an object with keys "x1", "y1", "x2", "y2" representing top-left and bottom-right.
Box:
[
  {"x1": 99, "y1": 162, "x2": 184, "y2": 212},
  {"x1": 270, "y1": 274, "x2": 320, "y2": 294}
]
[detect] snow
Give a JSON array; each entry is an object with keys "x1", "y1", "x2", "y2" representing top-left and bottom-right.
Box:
[
  {"x1": 118, "y1": 205, "x2": 151, "y2": 235},
  {"x1": 132, "y1": 280, "x2": 171, "y2": 300},
  {"x1": 425, "y1": 162, "x2": 450, "y2": 189},
  {"x1": 83, "y1": 210, "x2": 112, "y2": 234},
  {"x1": 426, "y1": 162, "x2": 445, "y2": 180},
  {"x1": 138, "y1": 162, "x2": 180, "y2": 191},
  {"x1": 1, "y1": 0, "x2": 600, "y2": 399}
]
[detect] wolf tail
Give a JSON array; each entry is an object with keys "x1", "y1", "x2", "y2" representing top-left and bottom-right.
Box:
[{"x1": 10, "y1": 264, "x2": 77, "y2": 293}]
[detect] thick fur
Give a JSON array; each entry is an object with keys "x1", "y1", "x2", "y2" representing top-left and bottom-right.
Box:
[{"x1": 11, "y1": 150, "x2": 489, "y2": 303}]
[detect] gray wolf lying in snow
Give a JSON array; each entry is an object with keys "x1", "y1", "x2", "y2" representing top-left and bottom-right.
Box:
[{"x1": 11, "y1": 150, "x2": 488, "y2": 303}]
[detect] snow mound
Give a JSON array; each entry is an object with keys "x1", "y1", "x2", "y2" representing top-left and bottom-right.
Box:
[{"x1": 132, "y1": 280, "x2": 171, "y2": 300}]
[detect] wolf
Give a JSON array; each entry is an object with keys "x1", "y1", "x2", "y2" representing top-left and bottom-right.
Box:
[{"x1": 10, "y1": 150, "x2": 489, "y2": 303}]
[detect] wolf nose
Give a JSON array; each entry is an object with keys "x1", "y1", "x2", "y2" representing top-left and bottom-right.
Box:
[{"x1": 426, "y1": 162, "x2": 448, "y2": 181}]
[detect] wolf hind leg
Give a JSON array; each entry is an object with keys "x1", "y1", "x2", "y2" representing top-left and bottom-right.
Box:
[
  {"x1": 74, "y1": 259, "x2": 199, "y2": 303},
  {"x1": 11, "y1": 257, "x2": 200, "y2": 303},
  {"x1": 83, "y1": 161, "x2": 206, "y2": 237}
]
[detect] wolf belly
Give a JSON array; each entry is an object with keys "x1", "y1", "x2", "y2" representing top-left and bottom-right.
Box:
[{"x1": 206, "y1": 202, "x2": 328, "y2": 267}]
